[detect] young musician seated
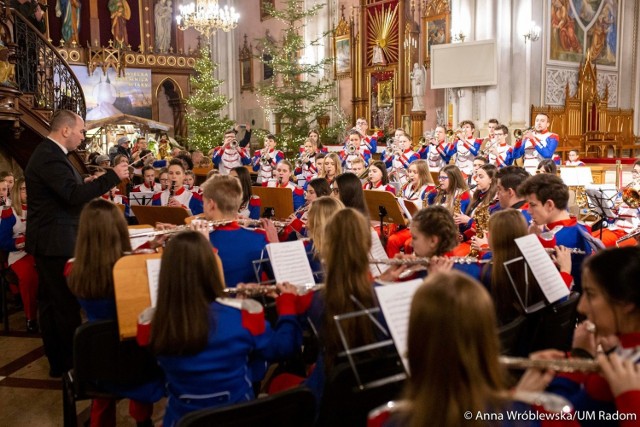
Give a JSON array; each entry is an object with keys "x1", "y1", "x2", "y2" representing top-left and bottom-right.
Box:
[
  {"x1": 417, "y1": 126, "x2": 451, "y2": 170},
  {"x1": 157, "y1": 168, "x2": 169, "y2": 191},
  {"x1": 280, "y1": 178, "x2": 332, "y2": 241},
  {"x1": 427, "y1": 165, "x2": 470, "y2": 214},
  {"x1": 230, "y1": 166, "x2": 261, "y2": 220},
  {"x1": 67, "y1": 199, "x2": 163, "y2": 427},
  {"x1": 536, "y1": 159, "x2": 558, "y2": 175},
  {"x1": 184, "y1": 170, "x2": 200, "y2": 194},
  {"x1": 513, "y1": 113, "x2": 559, "y2": 170},
  {"x1": 446, "y1": 120, "x2": 482, "y2": 177},
  {"x1": 150, "y1": 231, "x2": 302, "y2": 427},
  {"x1": 264, "y1": 160, "x2": 305, "y2": 211},
  {"x1": 201, "y1": 175, "x2": 272, "y2": 287},
  {"x1": 386, "y1": 160, "x2": 436, "y2": 257},
  {"x1": 304, "y1": 196, "x2": 345, "y2": 280},
  {"x1": 493, "y1": 166, "x2": 532, "y2": 218},
  {"x1": 0, "y1": 178, "x2": 38, "y2": 332},
  {"x1": 322, "y1": 152, "x2": 342, "y2": 186},
  {"x1": 369, "y1": 270, "x2": 577, "y2": 427},
  {"x1": 0, "y1": 178, "x2": 10, "y2": 207},
  {"x1": 333, "y1": 172, "x2": 369, "y2": 218},
  {"x1": 132, "y1": 165, "x2": 161, "y2": 193},
  {"x1": 313, "y1": 153, "x2": 326, "y2": 181},
  {"x1": 252, "y1": 134, "x2": 284, "y2": 184},
  {"x1": 350, "y1": 156, "x2": 367, "y2": 181},
  {"x1": 564, "y1": 150, "x2": 585, "y2": 166},
  {"x1": 518, "y1": 173, "x2": 599, "y2": 291},
  {"x1": 152, "y1": 159, "x2": 203, "y2": 215},
  {"x1": 363, "y1": 160, "x2": 396, "y2": 194},
  {"x1": 306, "y1": 129, "x2": 328, "y2": 154},
  {"x1": 102, "y1": 186, "x2": 131, "y2": 217},
  {"x1": 340, "y1": 130, "x2": 371, "y2": 172},
  {"x1": 212, "y1": 128, "x2": 251, "y2": 175},
  {"x1": 542, "y1": 247, "x2": 640, "y2": 426},
  {"x1": 381, "y1": 133, "x2": 418, "y2": 184},
  {"x1": 1, "y1": 170, "x2": 15, "y2": 199},
  {"x1": 454, "y1": 164, "x2": 498, "y2": 239}
]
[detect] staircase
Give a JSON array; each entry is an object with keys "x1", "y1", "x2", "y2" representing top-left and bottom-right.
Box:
[{"x1": 0, "y1": 4, "x2": 86, "y2": 169}]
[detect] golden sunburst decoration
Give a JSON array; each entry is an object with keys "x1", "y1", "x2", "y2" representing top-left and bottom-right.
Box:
[{"x1": 367, "y1": 3, "x2": 399, "y2": 66}]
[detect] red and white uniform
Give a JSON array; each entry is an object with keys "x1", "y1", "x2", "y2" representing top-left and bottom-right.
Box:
[
  {"x1": 449, "y1": 137, "x2": 482, "y2": 175},
  {"x1": 489, "y1": 142, "x2": 515, "y2": 168},
  {"x1": 151, "y1": 186, "x2": 204, "y2": 215},
  {"x1": 212, "y1": 146, "x2": 251, "y2": 175},
  {"x1": 294, "y1": 153, "x2": 318, "y2": 186},
  {"x1": 132, "y1": 182, "x2": 161, "y2": 193},
  {"x1": 419, "y1": 142, "x2": 449, "y2": 170},
  {"x1": 363, "y1": 181, "x2": 396, "y2": 194},
  {"x1": 401, "y1": 182, "x2": 436, "y2": 202},
  {"x1": 252, "y1": 148, "x2": 284, "y2": 184},
  {"x1": 565, "y1": 160, "x2": 585, "y2": 166}
]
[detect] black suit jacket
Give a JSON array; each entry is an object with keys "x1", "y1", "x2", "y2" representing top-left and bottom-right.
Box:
[{"x1": 25, "y1": 138, "x2": 122, "y2": 257}]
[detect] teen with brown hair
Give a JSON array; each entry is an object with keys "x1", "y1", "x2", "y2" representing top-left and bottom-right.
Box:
[{"x1": 428, "y1": 164, "x2": 470, "y2": 214}]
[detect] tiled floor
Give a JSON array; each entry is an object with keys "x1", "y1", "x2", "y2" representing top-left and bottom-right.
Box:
[{"x1": 0, "y1": 310, "x2": 166, "y2": 426}]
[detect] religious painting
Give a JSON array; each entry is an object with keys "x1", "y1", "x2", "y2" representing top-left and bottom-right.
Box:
[
  {"x1": 421, "y1": 13, "x2": 450, "y2": 68},
  {"x1": 333, "y1": 14, "x2": 352, "y2": 79},
  {"x1": 402, "y1": 115, "x2": 411, "y2": 136},
  {"x1": 71, "y1": 65, "x2": 152, "y2": 121},
  {"x1": 369, "y1": 71, "x2": 395, "y2": 132},
  {"x1": 260, "y1": 0, "x2": 275, "y2": 21},
  {"x1": 239, "y1": 34, "x2": 253, "y2": 92},
  {"x1": 548, "y1": 0, "x2": 619, "y2": 68},
  {"x1": 366, "y1": 3, "x2": 399, "y2": 67}
]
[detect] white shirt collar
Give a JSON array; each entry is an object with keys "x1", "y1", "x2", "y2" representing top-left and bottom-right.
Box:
[{"x1": 48, "y1": 136, "x2": 68, "y2": 155}]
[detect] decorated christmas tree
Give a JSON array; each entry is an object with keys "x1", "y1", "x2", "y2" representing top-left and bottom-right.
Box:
[
  {"x1": 185, "y1": 49, "x2": 233, "y2": 152},
  {"x1": 256, "y1": 0, "x2": 336, "y2": 153}
]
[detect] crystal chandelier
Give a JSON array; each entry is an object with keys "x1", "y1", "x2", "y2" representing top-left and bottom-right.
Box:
[{"x1": 176, "y1": 0, "x2": 240, "y2": 38}]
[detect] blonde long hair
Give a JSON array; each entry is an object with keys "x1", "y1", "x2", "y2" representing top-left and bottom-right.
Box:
[
  {"x1": 404, "y1": 271, "x2": 508, "y2": 427},
  {"x1": 307, "y1": 196, "x2": 344, "y2": 256}
]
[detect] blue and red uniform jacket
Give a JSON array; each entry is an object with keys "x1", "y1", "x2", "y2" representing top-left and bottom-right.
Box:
[
  {"x1": 490, "y1": 200, "x2": 532, "y2": 225},
  {"x1": 381, "y1": 148, "x2": 419, "y2": 170},
  {"x1": 151, "y1": 187, "x2": 203, "y2": 215},
  {"x1": 513, "y1": 131, "x2": 560, "y2": 161},
  {"x1": 157, "y1": 296, "x2": 302, "y2": 427},
  {"x1": 426, "y1": 189, "x2": 471, "y2": 214},
  {"x1": 547, "y1": 333, "x2": 640, "y2": 427},
  {"x1": 209, "y1": 222, "x2": 269, "y2": 287}
]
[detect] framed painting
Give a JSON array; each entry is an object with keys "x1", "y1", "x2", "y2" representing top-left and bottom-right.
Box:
[
  {"x1": 260, "y1": 0, "x2": 275, "y2": 21},
  {"x1": 333, "y1": 14, "x2": 351, "y2": 79},
  {"x1": 402, "y1": 115, "x2": 411, "y2": 136},
  {"x1": 239, "y1": 34, "x2": 253, "y2": 92},
  {"x1": 422, "y1": 13, "x2": 450, "y2": 68}
]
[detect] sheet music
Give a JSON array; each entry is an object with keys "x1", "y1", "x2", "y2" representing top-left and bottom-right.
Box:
[
  {"x1": 374, "y1": 279, "x2": 423, "y2": 373},
  {"x1": 146, "y1": 258, "x2": 161, "y2": 307},
  {"x1": 369, "y1": 229, "x2": 390, "y2": 276},
  {"x1": 266, "y1": 240, "x2": 315, "y2": 285},
  {"x1": 397, "y1": 198, "x2": 412, "y2": 219},
  {"x1": 514, "y1": 235, "x2": 569, "y2": 304},
  {"x1": 129, "y1": 227, "x2": 154, "y2": 251},
  {"x1": 129, "y1": 192, "x2": 155, "y2": 206}
]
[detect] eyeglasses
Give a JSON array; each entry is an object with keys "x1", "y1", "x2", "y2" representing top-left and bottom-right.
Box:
[{"x1": 438, "y1": 176, "x2": 448, "y2": 181}]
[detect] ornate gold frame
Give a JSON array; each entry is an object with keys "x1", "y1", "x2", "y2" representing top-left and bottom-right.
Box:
[
  {"x1": 239, "y1": 34, "x2": 253, "y2": 92},
  {"x1": 422, "y1": 13, "x2": 450, "y2": 69},
  {"x1": 333, "y1": 14, "x2": 352, "y2": 79}
]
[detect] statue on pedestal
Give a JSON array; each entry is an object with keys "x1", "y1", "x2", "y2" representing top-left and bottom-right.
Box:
[
  {"x1": 154, "y1": 0, "x2": 172, "y2": 53},
  {"x1": 410, "y1": 62, "x2": 426, "y2": 112}
]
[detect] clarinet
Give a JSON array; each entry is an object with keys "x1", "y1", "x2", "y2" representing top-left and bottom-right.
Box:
[{"x1": 167, "y1": 181, "x2": 176, "y2": 206}]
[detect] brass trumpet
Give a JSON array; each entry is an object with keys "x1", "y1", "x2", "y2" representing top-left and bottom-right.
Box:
[
  {"x1": 621, "y1": 179, "x2": 640, "y2": 208},
  {"x1": 229, "y1": 139, "x2": 239, "y2": 149},
  {"x1": 260, "y1": 153, "x2": 272, "y2": 166},
  {"x1": 513, "y1": 127, "x2": 534, "y2": 139},
  {"x1": 346, "y1": 143, "x2": 358, "y2": 155},
  {"x1": 499, "y1": 356, "x2": 600, "y2": 373}
]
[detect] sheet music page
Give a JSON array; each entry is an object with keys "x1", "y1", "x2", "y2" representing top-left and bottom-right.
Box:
[
  {"x1": 369, "y1": 229, "x2": 389, "y2": 276},
  {"x1": 129, "y1": 192, "x2": 155, "y2": 206},
  {"x1": 375, "y1": 279, "x2": 423, "y2": 373},
  {"x1": 266, "y1": 240, "x2": 315, "y2": 285},
  {"x1": 146, "y1": 258, "x2": 161, "y2": 307},
  {"x1": 129, "y1": 227, "x2": 154, "y2": 251},
  {"x1": 396, "y1": 198, "x2": 412, "y2": 219},
  {"x1": 514, "y1": 235, "x2": 570, "y2": 304}
]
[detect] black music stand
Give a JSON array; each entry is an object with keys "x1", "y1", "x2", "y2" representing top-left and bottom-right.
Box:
[
  {"x1": 363, "y1": 190, "x2": 407, "y2": 247},
  {"x1": 129, "y1": 192, "x2": 155, "y2": 206},
  {"x1": 585, "y1": 184, "x2": 618, "y2": 241}
]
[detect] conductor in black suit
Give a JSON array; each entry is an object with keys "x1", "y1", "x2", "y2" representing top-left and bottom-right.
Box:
[{"x1": 25, "y1": 110, "x2": 129, "y2": 376}]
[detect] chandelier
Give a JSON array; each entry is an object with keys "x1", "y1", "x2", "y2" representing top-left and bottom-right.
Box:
[{"x1": 176, "y1": 0, "x2": 240, "y2": 38}]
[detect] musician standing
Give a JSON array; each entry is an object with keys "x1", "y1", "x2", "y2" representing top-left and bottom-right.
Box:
[
  {"x1": 340, "y1": 129, "x2": 371, "y2": 172},
  {"x1": 25, "y1": 110, "x2": 129, "y2": 377},
  {"x1": 487, "y1": 125, "x2": 515, "y2": 168},
  {"x1": 252, "y1": 134, "x2": 284, "y2": 184},
  {"x1": 353, "y1": 117, "x2": 377, "y2": 154},
  {"x1": 381, "y1": 133, "x2": 418, "y2": 184},
  {"x1": 513, "y1": 113, "x2": 559, "y2": 170},
  {"x1": 417, "y1": 126, "x2": 451, "y2": 170},
  {"x1": 211, "y1": 129, "x2": 251, "y2": 175},
  {"x1": 447, "y1": 120, "x2": 482, "y2": 177}
]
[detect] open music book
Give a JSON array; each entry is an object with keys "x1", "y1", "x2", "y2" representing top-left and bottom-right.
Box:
[
  {"x1": 374, "y1": 279, "x2": 423, "y2": 373},
  {"x1": 369, "y1": 229, "x2": 390, "y2": 277},
  {"x1": 266, "y1": 240, "x2": 315, "y2": 286}
]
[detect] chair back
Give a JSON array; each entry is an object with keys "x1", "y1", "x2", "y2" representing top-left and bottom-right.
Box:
[
  {"x1": 498, "y1": 315, "x2": 528, "y2": 356},
  {"x1": 72, "y1": 320, "x2": 162, "y2": 394},
  {"x1": 176, "y1": 387, "x2": 316, "y2": 427},
  {"x1": 528, "y1": 292, "x2": 580, "y2": 353},
  {"x1": 317, "y1": 353, "x2": 406, "y2": 427}
]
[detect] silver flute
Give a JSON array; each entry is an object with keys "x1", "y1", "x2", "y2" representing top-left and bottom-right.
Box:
[
  {"x1": 499, "y1": 356, "x2": 600, "y2": 373},
  {"x1": 369, "y1": 256, "x2": 493, "y2": 266},
  {"x1": 223, "y1": 283, "x2": 323, "y2": 296}
]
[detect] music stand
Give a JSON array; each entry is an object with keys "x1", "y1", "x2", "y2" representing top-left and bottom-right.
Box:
[
  {"x1": 584, "y1": 184, "x2": 619, "y2": 241},
  {"x1": 129, "y1": 192, "x2": 155, "y2": 206},
  {"x1": 363, "y1": 190, "x2": 408, "y2": 246},
  {"x1": 503, "y1": 257, "x2": 547, "y2": 314},
  {"x1": 130, "y1": 205, "x2": 190, "y2": 226},
  {"x1": 252, "y1": 187, "x2": 294, "y2": 219}
]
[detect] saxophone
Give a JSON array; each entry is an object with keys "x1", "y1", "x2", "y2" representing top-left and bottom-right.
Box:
[
  {"x1": 469, "y1": 202, "x2": 490, "y2": 257},
  {"x1": 452, "y1": 189, "x2": 462, "y2": 216}
]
